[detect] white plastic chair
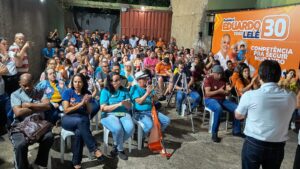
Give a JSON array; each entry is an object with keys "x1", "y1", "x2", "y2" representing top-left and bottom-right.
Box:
[
  {"x1": 59, "y1": 114, "x2": 92, "y2": 163},
  {"x1": 181, "y1": 100, "x2": 196, "y2": 133},
  {"x1": 132, "y1": 111, "x2": 144, "y2": 150},
  {"x1": 103, "y1": 126, "x2": 132, "y2": 155},
  {"x1": 201, "y1": 83, "x2": 229, "y2": 133},
  {"x1": 60, "y1": 128, "x2": 75, "y2": 163}
]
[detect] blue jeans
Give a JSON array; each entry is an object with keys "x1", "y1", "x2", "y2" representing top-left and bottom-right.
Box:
[
  {"x1": 0, "y1": 93, "x2": 8, "y2": 128},
  {"x1": 44, "y1": 107, "x2": 61, "y2": 124},
  {"x1": 204, "y1": 98, "x2": 241, "y2": 134},
  {"x1": 176, "y1": 90, "x2": 201, "y2": 112},
  {"x1": 242, "y1": 136, "x2": 285, "y2": 169},
  {"x1": 61, "y1": 113, "x2": 98, "y2": 165},
  {"x1": 134, "y1": 111, "x2": 170, "y2": 135},
  {"x1": 101, "y1": 113, "x2": 134, "y2": 151}
]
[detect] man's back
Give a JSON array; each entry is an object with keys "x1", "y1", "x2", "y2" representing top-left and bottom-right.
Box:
[{"x1": 238, "y1": 83, "x2": 296, "y2": 142}]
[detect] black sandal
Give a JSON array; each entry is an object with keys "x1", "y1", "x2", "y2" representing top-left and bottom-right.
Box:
[{"x1": 95, "y1": 149, "x2": 106, "y2": 162}]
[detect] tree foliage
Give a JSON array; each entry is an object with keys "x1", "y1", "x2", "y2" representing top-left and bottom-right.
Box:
[{"x1": 90, "y1": 0, "x2": 170, "y2": 7}]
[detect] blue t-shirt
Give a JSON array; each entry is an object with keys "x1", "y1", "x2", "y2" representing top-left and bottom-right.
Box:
[
  {"x1": 126, "y1": 74, "x2": 134, "y2": 83},
  {"x1": 100, "y1": 88, "x2": 130, "y2": 113},
  {"x1": 120, "y1": 64, "x2": 125, "y2": 76},
  {"x1": 95, "y1": 66, "x2": 103, "y2": 77},
  {"x1": 62, "y1": 89, "x2": 88, "y2": 114},
  {"x1": 42, "y1": 48, "x2": 55, "y2": 58},
  {"x1": 130, "y1": 85, "x2": 154, "y2": 111}
]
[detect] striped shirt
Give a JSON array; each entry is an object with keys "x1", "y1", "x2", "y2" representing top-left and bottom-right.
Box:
[{"x1": 8, "y1": 43, "x2": 29, "y2": 73}]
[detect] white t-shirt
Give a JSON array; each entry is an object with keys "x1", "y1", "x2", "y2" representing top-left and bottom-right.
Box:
[
  {"x1": 139, "y1": 39, "x2": 147, "y2": 47},
  {"x1": 101, "y1": 40, "x2": 110, "y2": 49},
  {"x1": 0, "y1": 53, "x2": 17, "y2": 76},
  {"x1": 129, "y1": 37, "x2": 139, "y2": 48}
]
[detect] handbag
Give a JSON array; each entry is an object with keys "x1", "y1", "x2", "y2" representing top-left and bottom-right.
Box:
[{"x1": 10, "y1": 114, "x2": 52, "y2": 144}]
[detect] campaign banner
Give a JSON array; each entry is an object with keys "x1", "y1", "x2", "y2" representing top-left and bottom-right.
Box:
[{"x1": 212, "y1": 5, "x2": 300, "y2": 75}]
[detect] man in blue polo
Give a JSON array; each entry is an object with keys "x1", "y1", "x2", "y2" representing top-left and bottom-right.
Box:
[{"x1": 235, "y1": 60, "x2": 296, "y2": 169}]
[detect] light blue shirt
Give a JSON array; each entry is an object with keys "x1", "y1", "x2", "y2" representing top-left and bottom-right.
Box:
[
  {"x1": 130, "y1": 85, "x2": 154, "y2": 112},
  {"x1": 100, "y1": 88, "x2": 130, "y2": 113},
  {"x1": 236, "y1": 82, "x2": 296, "y2": 142}
]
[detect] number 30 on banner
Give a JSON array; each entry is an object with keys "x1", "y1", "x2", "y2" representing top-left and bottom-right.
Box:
[{"x1": 261, "y1": 15, "x2": 290, "y2": 40}]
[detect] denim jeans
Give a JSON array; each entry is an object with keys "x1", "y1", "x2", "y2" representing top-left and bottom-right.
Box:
[
  {"x1": 0, "y1": 93, "x2": 8, "y2": 128},
  {"x1": 204, "y1": 98, "x2": 241, "y2": 134},
  {"x1": 10, "y1": 131, "x2": 54, "y2": 169},
  {"x1": 176, "y1": 90, "x2": 201, "y2": 112},
  {"x1": 242, "y1": 136, "x2": 285, "y2": 169},
  {"x1": 101, "y1": 113, "x2": 134, "y2": 151},
  {"x1": 134, "y1": 111, "x2": 170, "y2": 135},
  {"x1": 293, "y1": 144, "x2": 300, "y2": 169},
  {"x1": 61, "y1": 113, "x2": 98, "y2": 165},
  {"x1": 44, "y1": 107, "x2": 61, "y2": 125}
]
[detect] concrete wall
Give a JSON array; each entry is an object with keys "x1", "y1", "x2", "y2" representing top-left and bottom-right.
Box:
[
  {"x1": 171, "y1": 0, "x2": 209, "y2": 52},
  {"x1": 0, "y1": 0, "x2": 65, "y2": 80}
]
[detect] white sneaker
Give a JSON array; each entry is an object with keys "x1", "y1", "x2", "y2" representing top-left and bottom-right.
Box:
[{"x1": 291, "y1": 122, "x2": 296, "y2": 130}]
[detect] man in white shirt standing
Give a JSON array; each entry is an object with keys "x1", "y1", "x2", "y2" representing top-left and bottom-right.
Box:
[
  {"x1": 214, "y1": 34, "x2": 231, "y2": 70},
  {"x1": 235, "y1": 60, "x2": 296, "y2": 169}
]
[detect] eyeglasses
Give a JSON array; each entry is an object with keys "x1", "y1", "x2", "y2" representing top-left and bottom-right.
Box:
[
  {"x1": 111, "y1": 79, "x2": 120, "y2": 83},
  {"x1": 102, "y1": 65, "x2": 108, "y2": 67}
]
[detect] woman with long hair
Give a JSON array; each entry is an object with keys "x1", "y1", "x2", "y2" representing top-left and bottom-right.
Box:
[
  {"x1": 100, "y1": 72, "x2": 134, "y2": 160},
  {"x1": 61, "y1": 74, "x2": 105, "y2": 169},
  {"x1": 235, "y1": 64, "x2": 259, "y2": 96}
]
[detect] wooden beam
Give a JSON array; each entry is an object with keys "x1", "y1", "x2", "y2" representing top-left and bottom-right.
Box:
[{"x1": 61, "y1": 0, "x2": 171, "y2": 11}]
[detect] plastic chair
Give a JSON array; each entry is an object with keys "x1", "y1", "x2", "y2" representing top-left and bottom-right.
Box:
[
  {"x1": 103, "y1": 126, "x2": 132, "y2": 155},
  {"x1": 60, "y1": 128, "x2": 75, "y2": 163},
  {"x1": 180, "y1": 97, "x2": 196, "y2": 133},
  {"x1": 201, "y1": 83, "x2": 229, "y2": 133},
  {"x1": 60, "y1": 114, "x2": 92, "y2": 163},
  {"x1": 132, "y1": 110, "x2": 144, "y2": 150}
]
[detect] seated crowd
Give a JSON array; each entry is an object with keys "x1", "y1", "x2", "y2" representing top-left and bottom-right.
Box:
[{"x1": 0, "y1": 29, "x2": 299, "y2": 169}]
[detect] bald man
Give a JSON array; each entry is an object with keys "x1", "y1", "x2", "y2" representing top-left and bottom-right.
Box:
[
  {"x1": 8, "y1": 33, "x2": 30, "y2": 74},
  {"x1": 214, "y1": 34, "x2": 231, "y2": 70},
  {"x1": 10, "y1": 73, "x2": 53, "y2": 169}
]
